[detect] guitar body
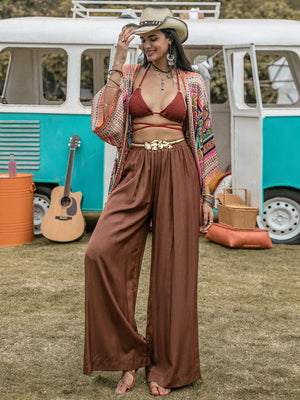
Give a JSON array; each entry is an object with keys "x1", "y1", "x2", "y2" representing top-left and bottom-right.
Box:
[{"x1": 41, "y1": 186, "x2": 85, "y2": 242}]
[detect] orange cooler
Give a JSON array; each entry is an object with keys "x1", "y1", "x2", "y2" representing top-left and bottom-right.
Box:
[{"x1": 0, "y1": 173, "x2": 35, "y2": 246}]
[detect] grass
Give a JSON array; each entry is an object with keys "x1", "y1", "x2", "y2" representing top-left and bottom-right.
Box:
[{"x1": 0, "y1": 220, "x2": 299, "y2": 400}]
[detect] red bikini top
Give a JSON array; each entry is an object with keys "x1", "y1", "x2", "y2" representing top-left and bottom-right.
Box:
[{"x1": 129, "y1": 64, "x2": 187, "y2": 124}]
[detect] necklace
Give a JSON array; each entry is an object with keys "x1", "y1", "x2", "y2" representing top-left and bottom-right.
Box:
[
  {"x1": 151, "y1": 63, "x2": 172, "y2": 91},
  {"x1": 151, "y1": 63, "x2": 172, "y2": 78}
]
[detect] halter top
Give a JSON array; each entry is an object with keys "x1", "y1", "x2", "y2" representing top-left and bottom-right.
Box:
[{"x1": 129, "y1": 64, "x2": 187, "y2": 132}]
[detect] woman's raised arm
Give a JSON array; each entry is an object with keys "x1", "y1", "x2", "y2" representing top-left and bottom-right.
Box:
[{"x1": 103, "y1": 27, "x2": 135, "y2": 119}]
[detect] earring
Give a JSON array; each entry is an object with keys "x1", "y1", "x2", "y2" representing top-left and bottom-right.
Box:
[{"x1": 167, "y1": 45, "x2": 176, "y2": 67}]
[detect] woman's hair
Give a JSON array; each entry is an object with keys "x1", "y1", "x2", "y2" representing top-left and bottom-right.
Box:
[{"x1": 142, "y1": 28, "x2": 193, "y2": 72}]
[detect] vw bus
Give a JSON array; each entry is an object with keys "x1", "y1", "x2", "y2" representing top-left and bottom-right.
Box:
[{"x1": 0, "y1": 1, "x2": 299, "y2": 243}]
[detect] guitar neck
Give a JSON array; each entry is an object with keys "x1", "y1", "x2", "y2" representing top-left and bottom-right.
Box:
[{"x1": 63, "y1": 148, "x2": 76, "y2": 198}]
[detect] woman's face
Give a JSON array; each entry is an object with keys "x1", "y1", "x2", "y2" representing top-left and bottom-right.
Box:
[{"x1": 140, "y1": 30, "x2": 171, "y2": 63}]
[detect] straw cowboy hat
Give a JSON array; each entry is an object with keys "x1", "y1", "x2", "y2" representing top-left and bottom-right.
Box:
[{"x1": 133, "y1": 6, "x2": 188, "y2": 43}]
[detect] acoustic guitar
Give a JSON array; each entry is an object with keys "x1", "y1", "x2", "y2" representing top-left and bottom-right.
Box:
[{"x1": 41, "y1": 134, "x2": 85, "y2": 242}]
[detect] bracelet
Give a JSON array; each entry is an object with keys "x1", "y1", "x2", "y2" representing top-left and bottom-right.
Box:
[
  {"x1": 108, "y1": 77, "x2": 120, "y2": 87},
  {"x1": 203, "y1": 201, "x2": 214, "y2": 209},
  {"x1": 109, "y1": 68, "x2": 123, "y2": 77},
  {"x1": 105, "y1": 84, "x2": 119, "y2": 89},
  {"x1": 203, "y1": 195, "x2": 214, "y2": 202},
  {"x1": 203, "y1": 197, "x2": 215, "y2": 208}
]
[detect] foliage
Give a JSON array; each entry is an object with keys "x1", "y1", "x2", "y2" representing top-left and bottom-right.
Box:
[
  {"x1": 0, "y1": 0, "x2": 72, "y2": 19},
  {"x1": 0, "y1": 51, "x2": 9, "y2": 95},
  {"x1": 223, "y1": 0, "x2": 300, "y2": 20},
  {"x1": 42, "y1": 53, "x2": 67, "y2": 102},
  {"x1": 286, "y1": 0, "x2": 300, "y2": 10},
  {"x1": 210, "y1": 53, "x2": 228, "y2": 104}
]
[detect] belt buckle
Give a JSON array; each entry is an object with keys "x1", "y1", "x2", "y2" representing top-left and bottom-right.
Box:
[{"x1": 144, "y1": 139, "x2": 173, "y2": 150}]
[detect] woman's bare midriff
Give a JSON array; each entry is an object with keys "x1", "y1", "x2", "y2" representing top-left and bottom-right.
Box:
[{"x1": 132, "y1": 116, "x2": 185, "y2": 143}]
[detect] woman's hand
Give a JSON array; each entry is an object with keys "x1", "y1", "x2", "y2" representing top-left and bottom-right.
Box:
[
  {"x1": 199, "y1": 203, "x2": 214, "y2": 234},
  {"x1": 103, "y1": 27, "x2": 135, "y2": 117},
  {"x1": 113, "y1": 27, "x2": 135, "y2": 69}
]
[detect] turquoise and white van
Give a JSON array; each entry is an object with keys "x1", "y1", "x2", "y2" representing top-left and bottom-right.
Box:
[{"x1": 0, "y1": 1, "x2": 299, "y2": 243}]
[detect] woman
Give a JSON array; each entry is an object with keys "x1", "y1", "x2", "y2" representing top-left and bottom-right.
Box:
[{"x1": 84, "y1": 5, "x2": 220, "y2": 396}]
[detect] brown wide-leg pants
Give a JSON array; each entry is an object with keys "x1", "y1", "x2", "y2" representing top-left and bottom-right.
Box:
[{"x1": 84, "y1": 140, "x2": 201, "y2": 388}]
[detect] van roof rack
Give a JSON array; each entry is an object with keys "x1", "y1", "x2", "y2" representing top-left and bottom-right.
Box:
[{"x1": 71, "y1": 1, "x2": 221, "y2": 19}]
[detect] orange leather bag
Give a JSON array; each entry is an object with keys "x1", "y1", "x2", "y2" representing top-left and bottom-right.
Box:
[{"x1": 205, "y1": 223, "x2": 273, "y2": 249}]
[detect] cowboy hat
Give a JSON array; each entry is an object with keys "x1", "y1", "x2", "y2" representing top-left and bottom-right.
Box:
[{"x1": 132, "y1": 6, "x2": 188, "y2": 43}]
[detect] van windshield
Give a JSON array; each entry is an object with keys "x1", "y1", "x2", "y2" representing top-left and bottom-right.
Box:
[{"x1": 245, "y1": 51, "x2": 300, "y2": 107}]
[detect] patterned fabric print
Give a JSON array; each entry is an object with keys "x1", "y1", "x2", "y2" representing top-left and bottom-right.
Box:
[
  {"x1": 182, "y1": 73, "x2": 220, "y2": 188},
  {"x1": 91, "y1": 65, "x2": 221, "y2": 197},
  {"x1": 91, "y1": 64, "x2": 140, "y2": 193},
  {"x1": 91, "y1": 87, "x2": 124, "y2": 147}
]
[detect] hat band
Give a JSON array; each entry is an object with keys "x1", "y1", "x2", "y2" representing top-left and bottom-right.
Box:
[{"x1": 139, "y1": 20, "x2": 161, "y2": 28}]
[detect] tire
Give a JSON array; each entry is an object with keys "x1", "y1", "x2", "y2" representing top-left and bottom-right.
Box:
[
  {"x1": 33, "y1": 185, "x2": 52, "y2": 237},
  {"x1": 257, "y1": 188, "x2": 300, "y2": 244}
]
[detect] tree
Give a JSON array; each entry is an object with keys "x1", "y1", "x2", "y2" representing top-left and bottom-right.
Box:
[
  {"x1": 285, "y1": 0, "x2": 300, "y2": 11},
  {"x1": 0, "y1": 0, "x2": 72, "y2": 19},
  {"x1": 223, "y1": 0, "x2": 300, "y2": 20}
]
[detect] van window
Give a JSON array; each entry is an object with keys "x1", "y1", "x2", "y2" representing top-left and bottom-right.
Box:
[
  {"x1": 42, "y1": 52, "x2": 67, "y2": 103},
  {"x1": 243, "y1": 53, "x2": 258, "y2": 107},
  {"x1": 189, "y1": 50, "x2": 228, "y2": 104},
  {"x1": 210, "y1": 52, "x2": 228, "y2": 104},
  {"x1": 0, "y1": 50, "x2": 10, "y2": 102},
  {"x1": 0, "y1": 47, "x2": 67, "y2": 105},
  {"x1": 80, "y1": 49, "x2": 110, "y2": 106},
  {"x1": 244, "y1": 51, "x2": 300, "y2": 107}
]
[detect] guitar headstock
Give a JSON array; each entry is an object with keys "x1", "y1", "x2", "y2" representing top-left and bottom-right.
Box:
[{"x1": 68, "y1": 134, "x2": 80, "y2": 150}]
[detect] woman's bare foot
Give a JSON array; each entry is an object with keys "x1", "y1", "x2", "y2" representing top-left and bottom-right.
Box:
[
  {"x1": 149, "y1": 381, "x2": 171, "y2": 396},
  {"x1": 115, "y1": 370, "x2": 137, "y2": 394}
]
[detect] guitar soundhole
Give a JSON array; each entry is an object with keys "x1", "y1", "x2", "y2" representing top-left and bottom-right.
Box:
[{"x1": 61, "y1": 196, "x2": 71, "y2": 207}]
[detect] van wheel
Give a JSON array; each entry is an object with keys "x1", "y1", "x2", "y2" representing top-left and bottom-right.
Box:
[
  {"x1": 257, "y1": 188, "x2": 300, "y2": 244},
  {"x1": 34, "y1": 185, "x2": 52, "y2": 237}
]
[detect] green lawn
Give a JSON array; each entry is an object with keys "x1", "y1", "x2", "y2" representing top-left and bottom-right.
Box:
[{"x1": 0, "y1": 229, "x2": 299, "y2": 400}]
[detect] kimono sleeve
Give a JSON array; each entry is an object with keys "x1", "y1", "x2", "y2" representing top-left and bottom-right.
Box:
[
  {"x1": 197, "y1": 82, "x2": 221, "y2": 186},
  {"x1": 91, "y1": 83, "x2": 125, "y2": 148}
]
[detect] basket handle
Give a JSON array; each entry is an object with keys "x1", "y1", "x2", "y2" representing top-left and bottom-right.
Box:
[
  {"x1": 223, "y1": 187, "x2": 248, "y2": 206},
  {"x1": 30, "y1": 182, "x2": 36, "y2": 193}
]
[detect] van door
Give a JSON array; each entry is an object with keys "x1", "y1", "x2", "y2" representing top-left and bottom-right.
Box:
[{"x1": 223, "y1": 44, "x2": 263, "y2": 212}]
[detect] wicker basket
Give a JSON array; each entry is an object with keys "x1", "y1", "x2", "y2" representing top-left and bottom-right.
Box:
[{"x1": 217, "y1": 187, "x2": 258, "y2": 230}]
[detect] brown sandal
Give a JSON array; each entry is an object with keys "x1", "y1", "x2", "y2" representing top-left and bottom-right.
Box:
[
  {"x1": 149, "y1": 382, "x2": 171, "y2": 396},
  {"x1": 115, "y1": 369, "x2": 137, "y2": 394}
]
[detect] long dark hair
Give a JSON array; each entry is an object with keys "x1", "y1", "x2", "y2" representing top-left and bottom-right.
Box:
[{"x1": 142, "y1": 28, "x2": 193, "y2": 72}]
